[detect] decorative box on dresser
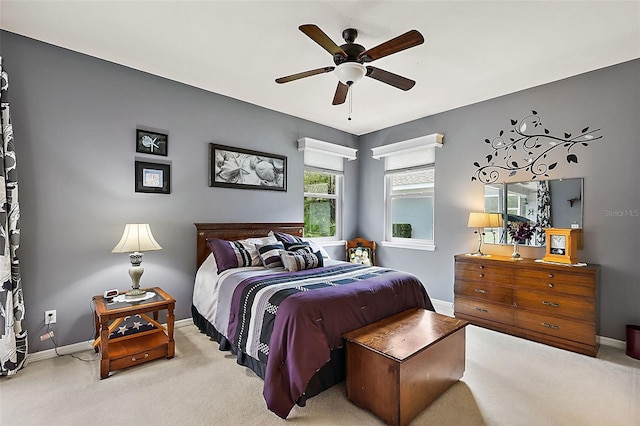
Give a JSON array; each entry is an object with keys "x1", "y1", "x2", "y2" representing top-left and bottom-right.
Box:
[{"x1": 454, "y1": 254, "x2": 599, "y2": 356}]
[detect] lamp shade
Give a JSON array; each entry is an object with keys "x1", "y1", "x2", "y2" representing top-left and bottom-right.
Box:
[
  {"x1": 487, "y1": 212, "x2": 504, "y2": 228},
  {"x1": 468, "y1": 212, "x2": 491, "y2": 228},
  {"x1": 112, "y1": 224, "x2": 162, "y2": 253}
]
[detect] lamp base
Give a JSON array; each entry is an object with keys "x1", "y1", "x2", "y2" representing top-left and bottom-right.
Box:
[{"x1": 125, "y1": 287, "x2": 147, "y2": 299}]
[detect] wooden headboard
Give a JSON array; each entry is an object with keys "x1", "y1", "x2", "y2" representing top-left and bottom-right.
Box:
[{"x1": 194, "y1": 222, "x2": 304, "y2": 267}]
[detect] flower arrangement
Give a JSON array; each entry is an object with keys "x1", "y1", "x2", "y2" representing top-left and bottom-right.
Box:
[{"x1": 507, "y1": 221, "x2": 538, "y2": 242}]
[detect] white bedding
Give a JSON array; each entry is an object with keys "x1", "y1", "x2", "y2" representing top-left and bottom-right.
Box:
[{"x1": 193, "y1": 253, "x2": 342, "y2": 335}]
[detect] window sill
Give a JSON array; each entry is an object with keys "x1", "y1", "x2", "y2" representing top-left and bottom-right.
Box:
[
  {"x1": 309, "y1": 239, "x2": 346, "y2": 247},
  {"x1": 380, "y1": 241, "x2": 435, "y2": 251}
]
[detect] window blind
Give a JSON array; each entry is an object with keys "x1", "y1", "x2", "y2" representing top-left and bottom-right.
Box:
[
  {"x1": 371, "y1": 133, "x2": 444, "y2": 171},
  {"x1": 298, "y1": 137, "x2": 357, "y2": 172}
]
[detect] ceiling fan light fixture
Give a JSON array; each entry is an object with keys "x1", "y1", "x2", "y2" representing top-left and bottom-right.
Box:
[{"x1": 335, "y1": 62, "x2": 366, "y2": 86}]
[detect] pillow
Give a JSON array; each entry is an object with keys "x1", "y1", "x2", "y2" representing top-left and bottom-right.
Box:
[
  {"x1": 270, "y1": 231, "x2": 331, "y2": 260},
  {"x1": 207, "y1": 235, "x2": 276, "y2": 274},
  {"x1": 282, "y1": 241, "x2": 310, "y2": 251},
  {"x1": 270, "y1": 231, "x2": 304, "y2": 244},
  {"x1": 256, "y1": 242, "x2": 285, "y2": 268},
  {"x1": 279, "y1": 249, "x2": 324, "y2": 272},
  {"x1": 303, "y1": 238, "x2": 331, "y2": 260}
]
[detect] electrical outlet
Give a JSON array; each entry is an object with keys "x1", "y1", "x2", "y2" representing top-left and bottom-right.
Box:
[{"x1": 45, "y1": 310, "x2": 56, "y2": 325}]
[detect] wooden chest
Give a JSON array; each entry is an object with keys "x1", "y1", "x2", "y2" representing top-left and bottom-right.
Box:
[
  {"x1": 343, "y1": 309, "x2": 468, "y2": 426},
  {"x1": 454, "y1": 254, "x2": 599, "y2": 356}
]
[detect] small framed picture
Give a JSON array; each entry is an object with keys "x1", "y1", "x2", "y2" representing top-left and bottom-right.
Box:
[
  {"x1": 136, "y1": 129, "x2": 168, "y2": 156},
  {"x1": 135, "y1": 161, "x2": 170, "y2": 194}
]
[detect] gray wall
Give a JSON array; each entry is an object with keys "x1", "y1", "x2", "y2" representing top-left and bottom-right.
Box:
[
  {"x1": 358, "y1": 59, "x2": 640, "y2": 341},
  {"x1": 3, "y1": 30, "x2": 638, "y2": 352},
  {"x1": 2, "y1": 32, "x2": 358, "y2": 352}
]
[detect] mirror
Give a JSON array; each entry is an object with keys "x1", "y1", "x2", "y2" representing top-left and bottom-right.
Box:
[{"x1": 484, "y1": 178, "x2": 583, "y2": 247}]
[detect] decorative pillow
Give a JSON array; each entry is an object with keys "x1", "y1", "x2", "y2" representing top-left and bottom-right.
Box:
[
  {"x1": 271, "y1": 231, "x2": 304, "y2": 244},
  {"x1": 279, "y1": 249, "x2": 324, "y2": 272},
  {"x1": 270, "y1": 231, "x2": 331, "y2": 260},
  {"x1": 207, "y1": 236, "x2": 275, "y2": 274},
  {"x1": 303, "y1": 238, "x2": 331, "y2": 260},
  {"x1": 256, "y1": 242, "x2": 285, "y2": 269},
  {"x1": 282, "y1": 241, "x2": 310, "y2": 251}
]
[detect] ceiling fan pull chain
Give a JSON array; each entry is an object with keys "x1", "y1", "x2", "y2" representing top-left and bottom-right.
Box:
[{"x1": 348, "y1": 86, "x2": 353, "y2": 121}]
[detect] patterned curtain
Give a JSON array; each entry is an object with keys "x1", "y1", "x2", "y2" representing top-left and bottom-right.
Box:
[
  {"x1": 536, "y1": 180, "x2": 552, "y2": 245},
  {"x1": 0, "y1": 57, "x2": 27, "y2": 376}
]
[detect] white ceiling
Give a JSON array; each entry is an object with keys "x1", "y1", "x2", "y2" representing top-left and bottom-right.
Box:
[{"x1": 1, "y1": 1, "x2": 639, "y2": 135}]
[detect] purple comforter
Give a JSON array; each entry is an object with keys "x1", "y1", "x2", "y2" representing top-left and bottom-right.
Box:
[{"x1": 225, "y1": 263, "x2": 433, "y2": 418}]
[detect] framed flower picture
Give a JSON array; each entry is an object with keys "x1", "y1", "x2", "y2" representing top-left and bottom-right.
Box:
[
  {"x1": 208, "y1": 143, "x2": 287, "y2": 192},
  {"x1": 135, "y1": 161, "x2": 170, "y2": 194}
]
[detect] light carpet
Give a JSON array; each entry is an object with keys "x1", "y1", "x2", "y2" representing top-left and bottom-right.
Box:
[{"x1": 1, "y1": 322, "x2": 639, "y2": 426}]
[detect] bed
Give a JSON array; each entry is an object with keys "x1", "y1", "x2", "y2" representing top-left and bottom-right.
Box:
[{"x1": 191, "y1": 222, "x2": 434, "y2": 419}]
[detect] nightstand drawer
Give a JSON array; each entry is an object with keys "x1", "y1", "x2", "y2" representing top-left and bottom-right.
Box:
[
  {"x1": 455, "y1": 297, "x2": 514, "y2": 326},
  {"x1": 110, "y1": 345, "x2": 168, "y2": 371},
  {"x1": 514, "y1": 290, "x2": 594, "y2": 321},
  {"x1": 454, "y1": 279, "x2": 513, "y2": 304}
]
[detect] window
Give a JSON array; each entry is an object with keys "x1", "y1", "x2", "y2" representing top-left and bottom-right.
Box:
[
  {"x1": 372, "y1": 133, "x2": 443, "y2": 250},
  {"x1": 298, "y1": 137, "x2": 357, "y2": 241},
  {"x1": 386, "y1": 167, "x2": 434, "y2": 245},
  {"x1": 304, "y1": 170, "x2": 341, "y2": 239}
]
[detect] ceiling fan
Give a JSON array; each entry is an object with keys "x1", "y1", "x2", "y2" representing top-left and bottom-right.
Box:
[{"x1": 275, "y1": 24, "x2": 425, "y2": 106}]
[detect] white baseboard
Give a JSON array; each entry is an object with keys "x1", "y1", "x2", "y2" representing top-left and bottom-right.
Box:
[
  {"x1": 27, "y1": 315, "x2": 628, "y2": 362},
  {"x1": 598, "y1": 335, "x2": 626, "y2": 350},
  {"x1": 28, "y1": 318, "x2": 193, "y2": 363},
  {"x1": 430, "y1": 298, "x2": 627, "y2": 350},
  {"x1": 431, "y1": 298, "x2": 454, "y2": 316}
]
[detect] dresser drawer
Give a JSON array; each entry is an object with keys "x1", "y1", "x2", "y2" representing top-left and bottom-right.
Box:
[
  {"x1": 514, "y1": 290, "x2": 594, "y2": 322},
  {"x1": 455, "y1": 279, "x2": 513, "y2": 304},
  {"x1": 514, "y1": 310, "x2": 595, "y2": 345},
  {"x1": 456, "y1": 262, "x2": 513, "y2": 285},
  {"x1": 455, "y1": 297, "x2": 514, "y2": 326},
  {"x1": 514, "y1": 276, "x2": 595, "y2": 298},
  {"x1": 515, "y1": 268, "x2": 595, "y2": 287}
]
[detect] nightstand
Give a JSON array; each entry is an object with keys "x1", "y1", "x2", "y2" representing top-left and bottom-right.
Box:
[{"x1": 92, "y1": 287, "x2": 175, "y2": 379}]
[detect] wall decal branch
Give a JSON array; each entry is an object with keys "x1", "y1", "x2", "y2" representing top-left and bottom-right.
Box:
[{"x1": 471, "y1": 110, "x2": 602, "y2": 183}]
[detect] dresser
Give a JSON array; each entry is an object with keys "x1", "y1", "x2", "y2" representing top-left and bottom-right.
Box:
[{"x1": 454, "y1": 254, "x2": 599, "y2": 356}]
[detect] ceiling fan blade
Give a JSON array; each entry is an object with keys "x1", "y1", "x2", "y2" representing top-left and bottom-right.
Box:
[
  {"x1": 299, "y1": 24, "x2": 348, "y2": 59},
  {"x1": 366, "y1": 66, "x2": 416, "y2": 91},
  {"x1": 359, "y1": 30, "x2": 424, "y2": 62},
  {"x1": 332, "y1": 82, "x2": 349, "y2": 105},
  {"x1": 275, "y1": 66, "x2": 335, "y2": 84}
]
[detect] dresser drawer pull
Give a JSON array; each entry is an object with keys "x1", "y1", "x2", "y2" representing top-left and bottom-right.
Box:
[
  {"x1": 475, "y1": 289, "x2": 489, "y2": 294},
  {"x1": 479, "y1": 273, "x2": 484, "y2": 278},
  {"x1": 479, "y1": 265, "x2": 485, "y2": 270},
  {"x1": 542, "y1": 301, "x2": 560, "y2": 307},
  {"x1": 132, "y1": 353, "x2": 149, "y2": 362},
  {"x1": 548, "y1": 283, "x2": 554, "y2": 288},
  {"x1": 548, "y1": 273, "x2": 554, "y2": 278},
  {"x1": 542, "y1": 322, "x2": 560, "y2": 330},
  {"x1": 475, "y1": 307, "x2": 488, "y2": 313}
]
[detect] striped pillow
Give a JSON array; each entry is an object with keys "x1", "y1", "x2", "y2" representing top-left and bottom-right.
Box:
[
  {"x1": 271, "y1": 231, "x2": 304, "y2": 244},
  {"x1": 207, "y1": 238, "x2": 263, "y2": 274},
  {"x1": 256, "y1": 242, "x2": 285, "y2": 268},
  {"x1": 279, "y1": 249, "x2": 323, "y2": 272}
]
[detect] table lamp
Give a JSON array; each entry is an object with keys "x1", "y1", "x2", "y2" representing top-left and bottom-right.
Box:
[
  {"x1": 112, "y1": 224, "x2": 162, "y2": 299},
  {"x1": 467, "y1": 212, "x2": 502, "y2": 256}
]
